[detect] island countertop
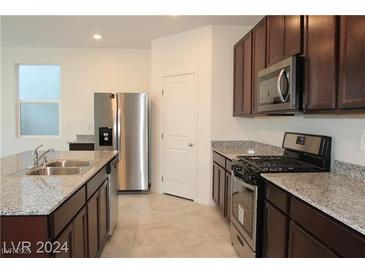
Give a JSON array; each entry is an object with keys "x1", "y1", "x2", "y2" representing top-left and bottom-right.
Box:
[
  {"x1": 262, "y1": 172, "x2": 365, "y2": 236},
  {"x1": 0, "y1": 150, "x2": 117, "y2": 216}
]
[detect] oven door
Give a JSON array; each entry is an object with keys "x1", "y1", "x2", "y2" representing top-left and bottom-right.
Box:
[{"x1": 231, "y1": 173, "x2": 258, "y2": 251}]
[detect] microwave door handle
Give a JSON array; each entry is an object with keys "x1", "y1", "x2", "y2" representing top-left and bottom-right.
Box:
[{"x1": 277, "y1": 68, "x2": 286, "y2": 103}]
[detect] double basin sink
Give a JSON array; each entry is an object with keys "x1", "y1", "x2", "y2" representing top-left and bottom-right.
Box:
[{"x1": 26, "y1": 160, "x2": 93, "y2": 176}]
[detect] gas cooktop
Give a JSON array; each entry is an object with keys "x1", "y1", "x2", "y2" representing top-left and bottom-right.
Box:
[{"x1": 236, "y1": 155, "x2": 322, "y2": 173}]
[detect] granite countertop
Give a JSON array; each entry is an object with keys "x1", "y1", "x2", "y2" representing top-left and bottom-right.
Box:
[
  {"x1": 212, "y1": 140, "x2": 284, "y2": 160},
  {"x1": 261, "y1": 172, "x2": 365, "y2": 236},
  {"x1": 0, "y1": 150, "x2": 117, "y2": 216}
]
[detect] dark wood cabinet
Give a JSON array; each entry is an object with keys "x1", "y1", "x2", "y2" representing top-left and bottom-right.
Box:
[
  {"x1": 338, "y1": 16, "x2": 365, "y2": 109},
  {"x1": 288, "y1": 221, "x2": 336, "y2": 258},
  {"x1": 212, "y1": 151, "x2": 232, "y2": 221},
  {"x1": 284, "y1": 16, "x2": 303, "y2": 57},
  {"x1": 87, "y1": 190, "x2": 99, "y2": 258},
  {"x1": 225, "y1": 172, "x2": 232, "y2": 221},
  {"x1": 263, "y1": 181, "x2": 365, "y2": 258},
  {"x1": 267, "y1": 16, "x2": 302, "y2": 66},
  {"x1": 252, "y1": 18, "x2": 267, "y2": 114},
  {"x1": 212, "y1": 162, "x2": 220, "y2": 204},
  {"x1": 218, "y1": 165, "x2": 225, "y2": 213},
  {"x1": 54, "y1": 207, "x2": 87, "y2": 258},
  {"x1": 303, "y1": 16, "x2": 337, "y2": 111},
  {"x1": 98, "y1": 180, "x2": 109, "y2": 248},
  {"x1": 262, "y1": 201, "x2": 289, "y2": 258},
  {"x1": 54, "y1": 222, "x2": 73, "y2": 258},
  {"x1": 233, "y1": 31, "x2": 252, "y2": 116},
  {"x1": 72, "y1": 207, "x2": 88, "y2": 258},
  {"x1": 267, "y1": 16, "x2": 285, "y2": 66}
]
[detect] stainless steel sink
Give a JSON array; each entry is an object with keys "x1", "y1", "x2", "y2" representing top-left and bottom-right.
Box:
[
  {"x1": 26, "y1": 167, "x2": 82, "y2": 176},
  {"x1": 45, "y1": 160, "x2": 92, "y2": 167}
]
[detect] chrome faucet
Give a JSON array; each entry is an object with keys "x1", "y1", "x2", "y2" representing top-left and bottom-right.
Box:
[{"x1": 33, "y1": 145, "x2": 55, "y2": 168}]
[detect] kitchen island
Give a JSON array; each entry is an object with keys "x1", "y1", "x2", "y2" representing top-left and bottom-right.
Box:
[{"x1": 0, "y1": 150, "x2": 118, "y2": 258}]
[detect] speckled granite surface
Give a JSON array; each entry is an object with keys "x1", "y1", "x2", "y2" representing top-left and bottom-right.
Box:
[
  {"x1": 334, "y1": 160, "x2": 365, "y2": 181},
  {"x1": 262, "y1": 172, "x2": 365, "y2": 235},
  {"x1": 212, "y1": 140, "x2": 284, "y2": 160},
  {"x1": 0, "y1": 150, "x2": 117, "y2": 216}
]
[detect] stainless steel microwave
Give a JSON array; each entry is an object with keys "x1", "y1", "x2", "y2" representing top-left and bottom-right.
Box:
[{"x1": 257, "y1": 56, "x2": 302, "y2": 113}]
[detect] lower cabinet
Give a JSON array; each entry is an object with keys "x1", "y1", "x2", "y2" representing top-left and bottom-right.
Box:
[
  {"x1": 212, "y1": 163, "x2": 220, "y2": 204},
  {"x1": 225, "y1": 172, "x2": 232, "y2": 221},
  {"x1": 288, "y1": 221, "x2": 336, "y2": 258},
  {"x1": 54, "y1": 207, "x2": 87, "y2": 258},
  {"x1": 263, "y1": 181, "x2": 365, "y2": 258},
  {"x1": 54, "y1": 222, "x2": 73, "y2": 258},
  {"x1": 88, "y1": 179, "x2": 109, "y2": 258},
  {"x1": 212, "y1": 151, "x2": 232, "y2": 222},
  {"x1": 262, "y1": 200, "x2": 288, "y2": 258},
  {"x1": 98, "y1": 180, "x2": 109, "y2": 248},
  {"x1": 87, "y1": 190, "x2": 100, "y2": 258}
]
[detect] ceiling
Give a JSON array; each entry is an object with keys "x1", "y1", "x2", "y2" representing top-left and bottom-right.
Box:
[{"x1": 1, "y1": 16, "x2": 262, "y2": 49}]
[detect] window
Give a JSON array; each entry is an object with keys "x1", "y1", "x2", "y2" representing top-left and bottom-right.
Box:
[{"x1": 18, "y1": 64, "x2": 61, "y2": 136}]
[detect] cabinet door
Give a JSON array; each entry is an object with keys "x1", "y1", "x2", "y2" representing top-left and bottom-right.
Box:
[
  {"x1": 54, "y1": 222, "x2": 73, "y2": 258},
  {"x1": 218, "y1": 165, "x2": 225, "y2": 214},
  {"x1": 267, "y1": 16, "x2": 285, "y2": 66},
  {"x1": 338, "y1": 16, "x2": 365, "y2": 109},
  {"x1": 212, "y1": 163, "x2": 220, "y2": 204},
  {"x1": 233, "y1": 32, "x2": 252, "y2": 116},
  {"x1": 288, "y1": 221, "x2": 337, "y2": 258},
  {"x1": 87, "y1": 190, "x2": 99, "y2": 258},
  {"x1": 233, "y1": 40, "x2": 244, "y2": 116},
  {"x1": 303, "y1": 16, "x2": 337, "y2": 111},
  {"x1": 98, "y1": 180, "x2": 109, "y2": 248},
  {"x1": 225, "y1": 172, "x2": 232, "y2": 222},
  {"x1": 252, "y1": 18, "x2": 267, "y2": 113},
  {"x1": 72, "y1": 207, "x2": 87, "y2": 258},
  {"x1": 262, "y1": 201, "x2": 289, "y2": 258},
  {"x1": 284, "y1": 16, "x2": 302, "y2": 57}
]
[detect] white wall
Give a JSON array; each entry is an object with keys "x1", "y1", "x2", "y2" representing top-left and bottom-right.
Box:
[
  {"x1": 150, "y1": 26, "x2": 213, "y2": 205},
  {"x1": 247, "y1": 115, "x2": 365, "y2": 166},
  {"x1": 1, "y1": 47, "x2": 150, "y2": 157},
  {"x1": 211, "y1": 25, "x2": 252, "y2": 140}
]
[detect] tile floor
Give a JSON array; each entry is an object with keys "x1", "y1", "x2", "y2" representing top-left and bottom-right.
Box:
[{"x1": 101, "y1": 192, "x2": 238, "y2": 258}]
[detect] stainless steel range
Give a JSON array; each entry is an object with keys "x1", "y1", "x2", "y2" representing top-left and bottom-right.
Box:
[{"x1": 230, "y1": 132, "x2": 332, "y2": 258}]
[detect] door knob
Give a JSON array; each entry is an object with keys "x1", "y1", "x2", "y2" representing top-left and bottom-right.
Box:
[{"x1": 188, "y1": 143, "x2": 194, "y2": 147}]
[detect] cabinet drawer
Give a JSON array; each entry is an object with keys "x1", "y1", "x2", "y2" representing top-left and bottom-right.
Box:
[
  {"x1": 290, "y1": 197, "x2": 365, "y2": 257},
  {"x1": 265, "y1": 182, "x2": 290, "y2": 213},
  {"x1": 50, "y1": 186, "x2": 86, "y2": 238},
  {"x1": 213, "y1": 151, "x2": 226, "y2": 168},
  {"x1": 86, "y1": 166, "x2": 108, "y2": 199}
]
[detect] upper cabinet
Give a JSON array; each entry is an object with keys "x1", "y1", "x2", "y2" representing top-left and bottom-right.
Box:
[
  {"x1": 303, "y1": 16, "x2": 337, "y2": 111},
  {"x1": 233, "y1": 15, "x2": 365, "y2": 117},
  {"x1": 252, "y1": 17, "x2": 267, "y2": 114},
  {"x1": 338, "y1": 16, "x2": 365, "y2": 109},
  {"x1": 233, "y1": 31, "x2": 252, "y2": 116},
  {"x1": 267, "y1": 16, "x2": 303, "y2": 66}
]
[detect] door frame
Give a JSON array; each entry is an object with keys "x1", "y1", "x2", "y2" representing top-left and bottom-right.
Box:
[{"x1": 160, "y1": 70, "x2": 198, "y2": 201}]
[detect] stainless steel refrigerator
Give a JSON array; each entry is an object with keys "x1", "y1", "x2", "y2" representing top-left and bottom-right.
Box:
[{"x1": 94, "y1": 92, "x2": 149, "y2": 192}]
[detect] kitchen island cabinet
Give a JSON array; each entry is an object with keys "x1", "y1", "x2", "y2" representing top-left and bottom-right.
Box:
[{"x1": 0, "y1": 151, "x2": 117, "y2": 258}]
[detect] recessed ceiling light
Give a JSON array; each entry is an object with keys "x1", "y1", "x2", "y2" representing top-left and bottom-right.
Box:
[{"x1": 93, "y1": 34, "x2": 102, "y2": 40}]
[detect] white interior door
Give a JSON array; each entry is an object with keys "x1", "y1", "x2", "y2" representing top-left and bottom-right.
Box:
[{"x1": 162, "y1": 73, "x2": 197, "y2": 200}]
